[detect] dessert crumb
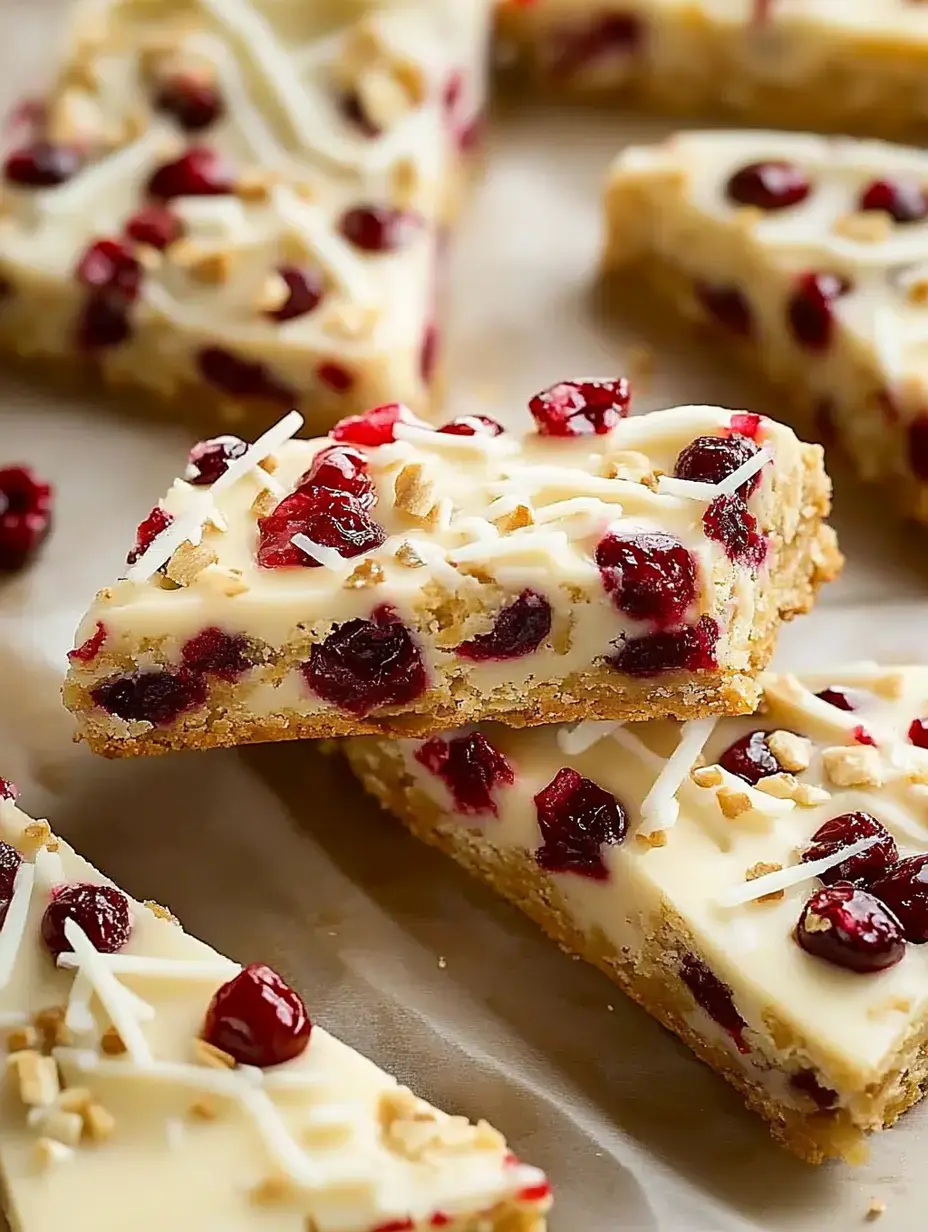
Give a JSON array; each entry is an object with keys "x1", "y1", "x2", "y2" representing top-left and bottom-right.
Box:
[
  {"x1": 437, "y1": 956, "x2": 447, "y2": 970},
  {"x1": 866, "y1": 1198, "x2": 886, "y2": 1221}
]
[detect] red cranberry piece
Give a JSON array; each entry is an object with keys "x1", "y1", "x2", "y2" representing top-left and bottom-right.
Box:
[
  {"x1": 0, "y1": 841, "x2": 22, "y2": 923},
  {"x1": 802, "y1": 812, "x2": 898, "y2": 887},
  {"x1": 296, "y1": 445, "x2": 374, "y2": 508},
  {"x1": 528, "y1": 378, "x2": 630, "y2": 437},
  {"x1": 595, "y1": 530, "x2": 696, "y2": 626},
  {"x1": 674, "y1": 433, "x2": 760, "y2": 496},
  {"x1": 4, "y1": 140, "x2": 81, "y2": 187},
  {"x1": 76, "y1": 238, "x2": 143, "y2": 302},
  {"x1": 907, "y1": 416, "x2": 928, "y2": 481},
  {"x1": 124, "y1": 204, "x2": 184, "y2": 251},
  {"x1": 154, "y1": 74, "x2": 225, "y2": 132},
  {"x1": 909, "y1": 718, "x2": 928, "y2": 748},
  {"x1": 797, "y1": 884, "x2": 905, "y2": 972},
  {"x1": 550, "y1": 13, "x2": 643, "y2": 79},
  {"x1": 147, "y1": 146, "x2": 235, "y2": 200},
  {"x1": 869, "y1": 856, "x2": 928, "y2": 943},
  {"x1": 0, "y1": 466, "x2": 53, "y2": 572},
  {"x1": 420, "y1": 323, "x2": 439, "y2": 386},
  {"x1": 374, "y1": 1222, "x2": 413, "y2": 1232},
  {"x1": 181, "y1": 628, "x2": 254, "y2": 681},
  {"x1": 533, "y1": 767, "x2": 627, "y2": 880},
  {"x1": 0, "y1": 779, "x2": 17, "y2": 801},
  {"x1": 126, "y1": 506, "x2": 173, "y2": 566},
  {"x1": 787, "y1": 271, "x2": 851, "y2": 351},
  {"x1": 854, "y1": 725, "x2": 877, "y2": 747},
  {"x1": 68, "y1": 620, "x2": 107, "y2": 664},
  {"x1": 202, "y1": 962, "x2": 311, "y2": 1068},
  {"x1": 316, "y1": 361, "x2": 355, "y2": 394},
  {"x1": 702, "y1": 494, "x2": 767, "y2": 567},
  {"x1": 91, "y1": 670, "x2": 207, "y2": 726},
  {"x1": 185, "y1": 435, "x2": 247, "y2": 486},
  {"x1": 718, "y1": 730, "x2": 781, "y2": 785},
  {"x1": 75, "y1": 295, "x2": 132, "y2": 350},
  {"x1": 331, "y1": 402, "x2": 405, "y2": 446},
  {"x1": 339, "y1": 206, "x2": 421, "y2": 253},
  {"x1": 608, "y1": 616, "x2": 719, "y2": 678},
  {"x1": 416, "y1": 733, "x2": 515, "y2": 816},
  {"x1": 438, "y1": 415, "x2": 505, "y2": 437},
  {"x1": 457, "y1": 590, "x2": 552, "y2": 662},
  {"x1": 198, "y1": 347, "x2": 295, "y2": 405},
  {"x1": 303, "y1": 605, "x2": 427, "y2": 716},
  {"x1": 267, "y1": 265, "x2": 325, "y2": 323},
  {"x1": 790, "y1": 1069, "x2": 838, "y2": 1109},
  {"x1": 728, "y1": 412, "x2": 763, "y2": 440},
  {"x1": 726, "y1": 160, "x2": 811, "y2": 211},
  {"x1": 679, "y1": 954, "x2": 748, "y2": 1052},
  {"x1": 41, "y1": 884, "x2": 132, "y2": 959},
  {"x1": 695, "y1": 283, "x2": 753, "y2": 337},
  {"x1": 816, "y1": 686, "x2": 858, "y2": 711},
  {"x1": 256, "y1": 490, "x2": 385, "y2": 569},
  {"x1": 859, "y1": 178, "x2": 928, "y2": 224},
  {"x1": 338, "y1": 90, "x2": 381, "y2": 138}
]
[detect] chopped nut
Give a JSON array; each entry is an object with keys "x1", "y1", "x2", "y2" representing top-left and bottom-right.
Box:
[
  {"x1": 135, "y1": 244, "x2": 164, "y2": 271},
  {"x1": 235, "y1": 169, "x2": 276, "y2": 203},
  {"x1": 803, "y1": 910, "x2": 833, "y2": 935},
  {"x1": 84, "y1": 1102, "x2": 116, "y2": 1142},
  {"x1": 57, "y1": 1087, "x2": 91, "y2": 1114},
  {"x1": 165, "y1": 541, "x2": 218, "y2": 587},
  {"x1": 249, "y1": 1175, "x2": 294, "y2": 1205},
  {"x1": 21, "y1": 819, "x2": 52, "y2": 857},
  {"x1": 767, "y1": 730, "x2": 812, "y2": 773},
  {"x1": 33, "y1": 1007, "x2": 68, "y2": 1050},
  {"x1": 875, "y1": 672, "x2": 905, "y2": 700},
  {"x1": 143, "y1": 899, "x2": 179, "y2": 925},
  {"x1": 391, "y1": 156, "x2": 419, "y2": 208},
  {"x1": 793, "y1": 782, "x2": 831, "y2": 807},
  {"x1": 188, "y1": 1098, "x2": 218, "y2": 1121},
  {"x1": 100, "y1": 1026, "x2": 127, "y2": 1057},
  {"x1": 906, "y1": 278, "x2": 928, "y2": 307},
  {"x1": 821, "y1": 745, "x2": 883, "y2": 789},
  {"x1": 494, "y1": 503, "x2": 534, "y2": 533},
  {"x1": 199, "y1": 565, "x2": 250, "y2": 597},
  {"x1": 866, "y1": 1198, "x2": 886, "y2": 1221},
  {"x1": 250, "y1": 489, "x2": 278, "y2": 519},
  {"x1": 357, "y1": 68, "x2": 414, "y2": 129},
  {"x1": 755, "y1": 772, "x2": 799, "y2": 799},
  {"x1": 394, "y1": 463, "x2": 435, "y2": 518},
  {"x1": 255, "y1": 271, "x2": 290, "y2": 314},
  {"x1": 378, "y1": 1086, "x2": 422, "y2": 1130},
  {"x1": 322, "y1": 302, "x2": 379, "y2": 340},
  {"x1": 394, "y1": 541, "x2": 426, "y2": 568},
  {"x1": 41, "y1": 1108, "x2": 84, "y2": 1146},
  {"x1": 635, "y1": 829, "x2": 667, "y2": 850},
  {"x1": 194, "y1": 1038, "x2": 237, "y2": 1070},
  {"x1": 717, "y1": 788, "x2": 753, "y2": 819},
  {"x1": 832, "y1": 211, "x2": 893, "y2": 244},
  {"x1": 6, "y1": 1026, "x2": 39, "y2": 1053},
  {"x1": 601, "y1": 449, "x2": 653, "y2": 483},
  {"x1": 732, "y1": 205, "x2": 764, "y2": 229},
  {"x1": 9, "y1": 1051, "x2": 59, "y2": 1106},
  {"x1": 188, "y1": 249, "x2": 232, "y2": 285},
  {"x1": 34, "y1": 1136, "x2": 74, "y2": 1169},
  {"x1": 745, "y1": 862, "x2": 785, "y2": 903},
  {"x1": 344, "y1": 559, "x2": 385, "y2": 589},
  {"x1": 691, "y1": 765, "x2": 723, "y2": 788}
]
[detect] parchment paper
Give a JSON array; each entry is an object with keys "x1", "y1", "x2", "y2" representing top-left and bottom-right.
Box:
[{"x1": 2, "y1": 3, "x2": 927, "y2": 1228}]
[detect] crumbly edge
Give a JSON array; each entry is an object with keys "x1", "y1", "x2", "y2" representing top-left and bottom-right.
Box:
[
  {"x1": 343, "y1": 740, "x2": 928, "y2": 1166},
  {"x1": 65, "y1": 449, "x2": 840, "y2": 757}
]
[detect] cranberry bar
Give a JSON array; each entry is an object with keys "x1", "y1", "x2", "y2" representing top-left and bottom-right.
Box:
[
  {"x1": 62, "y1": 383, "x2": 839, "y2": 756},
  {"x1": 496, "y1": 1, "x2": 928, "y2": 141},
  {"x1": 0, "y1": 0, "x2": 489, "y2": 435},
  {"x1": 0, "y1": 776, "x2": 550, "y2": 1231},
  {"x1": 347, "y1": 665, "x2": 928, "y2": 1164}
]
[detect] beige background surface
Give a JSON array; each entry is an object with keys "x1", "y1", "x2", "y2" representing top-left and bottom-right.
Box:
[{"x1": 2, "y1": 2, "x2": 928, "y2": 1228}]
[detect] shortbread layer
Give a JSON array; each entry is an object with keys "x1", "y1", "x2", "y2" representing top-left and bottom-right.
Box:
[{"x1": 347, "y1": 666, "x2": 928, "y2": 1163}]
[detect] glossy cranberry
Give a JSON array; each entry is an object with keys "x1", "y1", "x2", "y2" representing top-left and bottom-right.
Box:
[
  {"x1": 787, "y1": 271, "x2": 851, "y2": 351},
  {"x1": 420, "y1": 323, "x2": 439, "y2": 386},
  {"x1": 608, "y1": 617, "x2": 719, "y2": 678},
  {"x1": 0, "y1": 841, "x2": 22, "y2": 907},
  {"x1": 4, "y1": 140, "x2": 81, "y2": 187},
  {"x1": 801, "y1": 812, "x2": 898, "y2": 887},
  {"x1": 550, "y1": 13, "x2": 643, "y2": 79},
  {"x1": 91, "y1": 670, "x2": 207, "y2": 725},
  {"x1": 909, "y1": 717, "x2": 928, "y2": 748},
  {"x1": 202, "y1": 962, "x2": 312, "y2": 1068},
  {"x1": 702, "y1": 494, "x2": 767, "y2": 567},
  {"x1": 76, "y1": 238, "x2": 143, "y2": 302},
  {"x1": 154, "y1": 75, "x2": 225, "y2": 132},
  {"x1": 0, "y1": 779, "x2": 16, "y2": 801},
  {"x1": 726, "y1": 160, "x2": 811, "y2": 211},
  {"x1": 316, "y1": 361, "x2": 355, "y2": 394},
  {"x1": 331, "y1": 402, "x2": 404, "y2": 446},
  {"x1": 75, "y1": 295, "x2": 132, "y2": 350},
  {"x1": 267, "y1": 265, "x2": 325, "y2": 322},
  {"x1": 695, "y1": 283, "x2": 753, "y2": 337},
  {"x1": 533, "y1": 767, "x2": 627, "y2": 880},
  {"x1": 907, "y1": 416, "x2": 928, "y2": 481},
  {"x1": 303, "y1": 605, "x2": 427, "y2": 716},
  {"x1": 718, "y1": 730, "x2": 781, "y2": 784},
  {"x1": 338, "y1": 90, "x2": 380, "y2": 138},
  {"x1": 869, "y1": 856, "x2": 928, "y2": 943},
  {"x1": 126, "y1": 506, "x2": 173, "y2": 566},
  {"x1": 198, "y1": 347, "x2": 295, "y2": 404},
  {"x1": 816, "y1": 686, "x2": 858, "y2": 712},
  {"x1": 339, "y1": 206, "x2": 421, "y2": 253},
  {"x1": 181, "y1": 628, "x2": 254, "y2": 681},
  {"x1": 256, "y1": 489, "x2": 385, "y2": 569},
  {"x1": 185, "y1": 435, "x2": 247, "y2": 485},
  {"x1": 147, "y1": 146, "x2": 235, "y2": 200},
  {"x1": 438, "y1": 415, "x2": 505, "y2": 437},
  {"x1": 528, "y1": 378, "x2": 630, "y2": 437},
  {"x1": 679, "y1": 954, "x2": 748, "y2": 1052},
  {"x1": 0, "y1": 466, "x2": 53, "y2": 572},
  {"x1": 297, "y1": 445, "x2": 374, "y2": 508},
  {"x1": 68, "y1": 620, "x2": 107, "y2": 664},
  {"x1": 797, "y1": 884, "x2": 905, "y2": 972},
  {"x1": 858, "y1": 178, "x2": 928, "y2": 224},
  {"x1": 789, "y1": 1069, "x2": 838, "y2": 1110},
  {"x1": 595, "y1": 530, "x2": 696, "y2": 626},
  {"x1": 457, "y1": 590, "x2": 552, "y2": 661},
  {"x1": 41, "y1": 884, "x2": 132, "y2": 959},
  {"x1": 674, "y1": 433, "x2": 760, "y2": 496},
  {"x1": 124, "y1": 204, "x2": 184, "y2": 251},
  {"x1": 416, "y1": 732, "x2": 515, "y2": 816},
  {"x1": 728, "y1": 411, "x2": 763, "y2": 440}
]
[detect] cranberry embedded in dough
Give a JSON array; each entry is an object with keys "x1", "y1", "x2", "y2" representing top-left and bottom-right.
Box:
[
  {"x1": 607, "y1": 617, "x2": 719, "y2": 678},
  {"x1": 702, "y1": 494, "x2": 767, "y2": 567},
  {"x1": 679, "y1": 953, "x2": 749, "y2": 1052},
  {"x1": 91, "y1": 670, "x2": 208, "y2": 726},
  {"x1": 456, "y1": 590, "x2": 552, "y2": 661},
  {"x1": 302, "y1": 606, "x2": 427, "y2": 715},
  {"x1": 595, "y1": 530, "x2": 696, "y2": 626},
  {"x1": 416, "y1": 733, "x2": 514, "y2": 816},
  {"x1": 197, "y1": 346, "x2": 296, "y2": 404},
  {"x1": 533, "y1": 767, "x2": 627, "y2": 879},
  {"x1": 695, "y1": 282, "x2": 754, "y2": 337},
  {"x1": 181, "y1": 628, "x2": 255, "y2": 681}
]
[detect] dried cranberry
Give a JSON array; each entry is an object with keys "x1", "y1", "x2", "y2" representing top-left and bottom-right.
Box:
[
  {"x1": 802, "y1": 812, "x2": 897, "y2": 886},
  {"x1": 533, "y1": 767, "x2": 627, "y2": 880},
  {"x1": 124, "y1": 204, "x2": 184, "y2": 251},
  {"x1": 185, "y1": 435, "x2": 247, "y2": 485},
  {"x1": 154, "y1": 75, "x2": 225, "y2": 132},
  {"x1": 416, "y1": 733, "x2": 514, "y2": 816},
  {"x1": 316, "y1": 361, "x2": 355, "y2": 394},
  {"x1": 909, "y1": 718, "x2": 928, "y2": 748},
  {"x1": 797, "y1": 884, "x2": 905, "y2": 972},
  {"x1": 126, "y1": 506, "x2": 173, "y2": 566},
  {"x1": 0, "y1": 466, "x2": 53, "y2": 572},
  {"x1": 726, "y1": 160, "x2": 811, "y2": 211},
  {"x1": 147, "y1": 146, "x2": 235, "y2": 200},
  {"x1": 266, "y1": 265, "x2": 325, "y2": 322},
  {"x1": 198, "y1": 347, "x2": 295, "y2": 404},
  {"x1": 457, "y1": 590, "x2": 552, "y2": 661},
  {"x1": 789, "y1": 1069, "x2": 838, "y2": 1110},
  {"x1": 303, "y1": 605, "x2": 427, "y2": 716},
  {"x1": 41, "y1": 884, "x2": 132, "y2": 959},
  {"x1": 702, "y1": 494, "x2": 767, "y2": 567},
  {"x1": 718, "y1": 730, "x2": 781, "y2": 784},
  {"x1": 816, "y1": 686, "x2": 858, "y2": 711},
  {"x1": 202, "y1": 962, "x2": 311, "y2": 1068},
  {"x1": 0, "y1": 779, "x2": 16, "y2": 801},
  {"x1": 438, "y1": 415, "x2": 505, "y2": 437},
  {"x1": 728, "y1": 412, "x2": 763, "y2": 440},
  {"x1": 76, "y1": 238, "x2": 143, "y2": 301},
  {"x1": 338, "y1": 90, "x2": 380, "y2": 138},
  {"x1": 854, "y1": 725, "x2": 877, "y2": 747},
  {"x1": 0, "y1": 841, "x2": 22, "y2": 921},
  {"x1": 296, "y1": 446, "x2": 374, "y2": 507},
  {"x1": 858, "y1": 178, "x2": 928, "y2": 224},
  {"x1": 679, "y1": 954, "x2": 748, "y2": 1052},
  {"x1": 869, "y1": 856, "x2": 928, "y2": 943},
  {"x1": 528, "y1": 378, "x2": 630, "y2": 437},
  {"x1": 91, "y1": 670, "x2": 207, "y2": 725},
  {"x1": 331, "y1": 402, "x2": 405, "y2": 446},
  {"x1": 608, "y1": 617, "x2": 719, "y2": 678},
  {"x1": 256, "y1": 489, "x2": 385, "y2": 569},
  {"x1": 907, "y1": 416, "x2": 928, "y2": 482},
  {"x1": 550, "y1": 13, "x2": 643, "y2": 79},
  {"x1": 339, "y1": 206, "x2": 421, "y2": 253},
  {"x1": 695, "y1": 283, "x2": 753, "y2": 337},
  {"x1": 68, "y1": 621, "x2": 107, "y2": 664},
  {"x1": 787, "y1": 271, "x2": 851, "y2": 351},
  {"x1": 595, "y1": 530, "x2": 696, "y2": 626},
  {"x1": 181, "y1": 628, "x2": 254, "y2": 681},
  {"x1": 4, "y1": 140, "x2": 81, "y2": 187},
  {"x1": 75, "y1": 295, "x2": 132, "y2": 350},
  {"x1": 674, "y1": 433, "x2": 760, "y2": 496}
]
